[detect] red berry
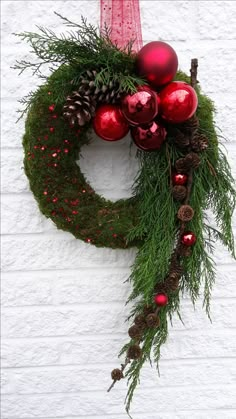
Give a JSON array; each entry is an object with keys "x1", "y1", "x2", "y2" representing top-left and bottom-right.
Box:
[
  {"x1": 154, "y1": 293, "x2": 168, "y2": 306},
  {"x1": 181, "y1": 231, "x2": 197, "y2": 246},
  {"x1": 172, "y1": 173, "x2": 188, "y2": 186}
]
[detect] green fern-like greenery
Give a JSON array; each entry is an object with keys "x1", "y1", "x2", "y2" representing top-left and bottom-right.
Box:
[{"x1": 15, "y1": 14, "x2": 235, "y2": 415}]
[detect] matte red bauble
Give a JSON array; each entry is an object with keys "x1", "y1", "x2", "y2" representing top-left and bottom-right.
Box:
[
  {"x1": 136, "y1": 41, "x2": 178, "y2": 88},
  {"x1": 154, "y1": 293, "x2": 168, "y2": 306},
  {"x1": 121, "y1": 86, "x2": 158, "y2": 126},
  {"x1": 93, "y1": 104, "x2": 129, "y2": 141},
  {"x1": 172, "y1": 173, "x2": 188, "y2": 186},
  {"x1": 131, "y1": 121, "x2": 167, "y2": 151},
  {"x1": 181, "y1": 231, "x2": 197, "y2": 246},
  {"x1": 159, "y1": 81, "x2": 198, "y2": 123}
]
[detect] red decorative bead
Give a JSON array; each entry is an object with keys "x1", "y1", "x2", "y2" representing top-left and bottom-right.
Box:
[
  {"x1": 64, "y1": 148, "x2": 69, "y2": 153},
  {"x1": 154, "y1": 293, "x2": 168, "y2": 306},
  {"x1": 131, "y1": 121, "x2": 166, "y2": 151},
  {"x1": 72, "y1": 210, "x2": 78, "y2": 215},
  {"x1": 93, "y1": 104, "x2": 129, "y2": 141},
  {"x1": 51, "y1": 114, "x2": 58, "y2": 119},
  {"x1": 52, "y1": 197, "x2": 58, "y2": 203},
  {"x1": 112, "y1": 233, "x2": 118, "y2": 238},
  {"x1": 82, "y1": 189, "x2": 86, "y2": 193},
  {"x1": 49, "y1": 127, "x2": 55, "y2": 133},
  {"x1": 121, "y1": 86, "x2": 158, "y2": 126},
  {"x1": 159, "y1": 81, "x2": 198, "y2": 123},
  {"x1": 136, "y1": 41, "x2": 178, "y2": 88},
  {"x1": 181, "y1": 231, "x2": 197, "y2": 246},
  {"x1": 43, "y1": 191, "x2": 48, "y2": 195},
  {"x1": 47, "y1": 91, "x2": 52, "y2": 95},
  {"x1": 86, "y1": 238, "x2": 92, "y2": 243},
  {"x1": 52, "y1": 153, "x2": 57, "y2": 158},
  {"x1": 48, "y1": 104, "x2": 55, "y2": 112},
  {"x1": 172, "y1": 173, "x2": 188, "y2": 186}
]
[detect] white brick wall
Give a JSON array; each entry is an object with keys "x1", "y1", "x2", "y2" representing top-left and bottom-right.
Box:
[{"x1": 1, "y1": 1, "x2": 236, "y2": 418}]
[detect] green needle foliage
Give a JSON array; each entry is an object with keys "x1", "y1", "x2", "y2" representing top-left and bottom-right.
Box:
[{"x1": 15, "y1": 14, "x2": 235, "y2": 415}]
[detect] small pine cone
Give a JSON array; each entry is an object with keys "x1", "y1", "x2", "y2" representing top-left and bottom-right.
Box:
[
  {"x1": 134, "y1": 314, "x2": 146, "y2": 329},
  {"x1": 177, "y1": 205, "x2": 195, "y2": 222},
  {"x1": 178, "y1": 243, "x2": 192, "y2": 257},
  {"x1": 174, "y1": 130, "x2": 190, "y2": 149},
  {"x1": 154, "y1": 282, "x2": 168, "y2": 294},
  {"x1": 168, "y1": 269, "x2": 183, "y2": 281},
  {"x1": 179, "y1": 115, "x2": 199, "y2": 134},
  {"x1": 146, "y1": 313, "x2": 160, "y2": 328},
  {"x1": 175, "y1": 158, "x2": 191, "y2": 174},
  {"x1": 127, "y1": 344, "x2": 142, "y2": 360},
  {"x1": 111, "y1": 368, "x2": 124, "y2": 381},
  {"x1": 165, "y1": 277, "x2": 180, "y2": 292},
  {"x1": 63, "y1": 91, "x2": 95, "y2": 127},
  {"x1": 143, "y1": 305, "x2": 154, "y2": 317},
  {"x1": 184, "y1": 152, "x2": 201, "y2": 169},
  {"x1": 128, "y1": 325, "x2": 142, "y2": 339},
  {"x1": 172, "y1": 185, "x2": 187, "y2": 201},
  {"x1": 191, "y1": 134, "x2": 208, "y2": 152},
  {"x1": 78, "y1": 70, "x2": 123, "y2": 104}
]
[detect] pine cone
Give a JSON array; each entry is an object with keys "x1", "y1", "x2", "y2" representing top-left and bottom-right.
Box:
[
  {"x1": 178, "y1": 243, "x2": 192, "y2": 257},
  {"x1": 127, "y1": 344, "x2": 142, "y2": 360},
  {"x1": 184, "y1": 152, "x2": 201, "y2": 169},
  {"x1": 78, "y1": 70, "x2": 123, "y2": 104},
  {"x1": 174, "y1": 130, "x2": 190, "y2": 149},
  {"x1": 172, "y1": 185, "x2": 187, "y2": 201},
  {"x1": 177, "y1": 205, "x2": 195, "y2": 222},
  {"x1": 134, "y1": 314, "x2": 146, "y2": 329},
  {"x1": 179, "y1": 115, "x2": 199, "y2": 134},
  {"x1": 143, "y1": 305, "x2": 154, "y2": 316},
  {"x1": 146, "y1": 313, "x2": 160, "y2": 328},
  {"x1": 154, "y1": 283, "x2": 168, "y2": 294},
  {"x1": 128, "y1": 325, "x2": 142, "y2": 339},
  {"x1": 191, "y1": 133, "x2": 208, "y2": 152},
  {"x1": 63, "y1": 92, "x2": 95, "y2": 126},
  {"x1": 175, "y1": 158, "x2": 191, "y2": 174},
  {"x1": 111, "y1": 368, "x2": 124, "y2": 381},
  {"x1": 165, "y1": 277, "x2": 179, "y2": 291}
]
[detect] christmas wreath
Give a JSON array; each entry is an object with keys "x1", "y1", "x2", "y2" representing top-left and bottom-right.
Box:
[{"x1": 15, "y1": 13, "x2": 235, "y2": 414}]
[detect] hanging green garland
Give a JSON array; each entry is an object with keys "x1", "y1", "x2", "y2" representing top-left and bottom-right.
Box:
[{"x1": 15, "y1": 14, "x2": 235, "y2": 414}]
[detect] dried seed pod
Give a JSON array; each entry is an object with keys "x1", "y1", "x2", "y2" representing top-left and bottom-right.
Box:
[
  {"x1": 134, "y1": 314, "x2": 146, "y2": 328},
  {"x1": 128, "y1": 325, "x2": 142, "y2": 339},
  {"x1": 111, "y1": 368, "x2": 124, "y2": 381},
  {"x1": 177, "y1": 205, "x2": 195, "y2": 222},
  {"x1": 127, "y1": 344, "x2": 142, "y2": 360},
  {"x1": 184, "y1": 152, "x2": 201, "y2": 169},
  {"x1": 165, "y1": 277, "x2": 180, "y2": 291},
  {"x1": 191, "y1": 133, "x2": 208, "y2": 152},
  {"x1": 172, "y1": 185, "x2": 187, "y2": 201},
  {"x1": 175, "y1": 158, "x2": 191, "y2": 174}
]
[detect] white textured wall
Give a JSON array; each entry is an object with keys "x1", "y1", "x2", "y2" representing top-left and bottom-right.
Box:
[{"x1": 1, "y1": 1, "x2": 236, "y2": 418}]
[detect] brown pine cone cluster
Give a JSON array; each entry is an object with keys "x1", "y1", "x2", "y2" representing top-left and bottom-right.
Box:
[
  {"x1": 177, "y1": 205, "x2": 194, "y2": 222},
  {"x1": 78, "y1": 70, "x2": 123, "y2": 104},
  {"x1": 63, "y1": 92, "x2": 96, "y2": 126},
  {"x1": 172, "y1": 185, "x2": 187, "y2": 201},
  {"x1": 127, "y1": 344, "x2": 142, "y2": 360},
  {"x1": 111, "y1": 368, "x2": 124, "y2": 381},
  {"x1": 175, "y1": 152, "x2": 200, "y2": 173}
]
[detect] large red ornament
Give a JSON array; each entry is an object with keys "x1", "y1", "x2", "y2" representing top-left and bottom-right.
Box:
[
  {"x1": 136, "y1": 41, "x2": 178, "y2": 88},
  {"x1": 93, "y1": 104, "x2": 129, "y2": 141},
  {"x1": 159, "y1": 81, "x2": 198, "y2": 123},
  {"x1": 154, "y1": 293, "x2": 168, "y2": 306},
  {"x1": 172, "y1": 172, "x2": 188, "y2": 186},
  {"x1": 181, "y1": 231, "x2": 197, "y2": 246},
  {"x1": 121, "y1": 86, "x2": 158, "y2": 126},
  {"x1": 131, "y1": 121, "x2": 167, "y2": 151}
]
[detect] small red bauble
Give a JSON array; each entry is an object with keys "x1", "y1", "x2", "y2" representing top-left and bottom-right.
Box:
[
  {"x1": 159, "y1": 81, "x2": 198, "y2": 123},
  {"x1": 181, "y1": 231, "x2": 197, "y2": 246},
  {"x1": 121, "y1": 86, "x2": 158, "y2": 126},
  {"x1": 131, "y1": 121, "x2": 167, "y2": 151},
  {"x1": 172, "y1": 173, "x2": 188, "y2": 186},
  {"x1": 93, "y1": 104, "x2": 129, "y2": 141},
  {"x1": 154, "y1": 293, "x2": 168, "y2": 306},
  {"x1": 136, "y1": 41, "x2": 178, "y2": 88}
]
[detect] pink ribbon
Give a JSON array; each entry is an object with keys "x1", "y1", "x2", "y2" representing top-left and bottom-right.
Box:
[{"x1": 100, "y1": 0, "x2": 143, "y2": 52}]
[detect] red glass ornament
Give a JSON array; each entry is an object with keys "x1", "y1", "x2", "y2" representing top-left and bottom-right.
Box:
[
  {"x1": 154, "y1": 293, "x2": 168, "y2": 306},
  {"x1": 93, "y1": 104, "x2": 129, "y2": 141},
  {"x1": 172, "y1": 172, "x2": 188, "y2": 186},
  {"x1": 121, "y1": 86, "x2": 158, "y2": 126},
  {"x1": 136, "y1": 41, "x2": 178, "y2": 88},
  {"x1": 159, "y1": 81, "x2": 198, "y2": 123},
  {"x1": 131, "y1": 121, "x2": 167, "y2": 151},
  {"x1": 181, "y1": 231, "x2": 197, "y2": 246}
]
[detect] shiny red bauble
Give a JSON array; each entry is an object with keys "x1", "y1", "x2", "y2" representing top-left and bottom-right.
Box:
[
  {"x1": 93, "y1": 104, "x2": 129, "y2": 141},
  {"x1": 159, "y1": 81, "x2": 198, "y2": 123},
  {"x1": 172, "y1": 173, "x2": 188, "y2": 186},
  {"x1": 136, "y1": 41, "x2": 178, "y2": 88},
  {"x1": 121, "y1": 86, "x2": 158, "y2": 126},
  {"x1": 181, "y1": 231, "x2": 197, "y2": 246},
  {"x1": 131, "y1": 121, "x2": 167, "y2": 151},
  {"x1": 154, "y1": 293, "x2": 168, "y2": 306}
]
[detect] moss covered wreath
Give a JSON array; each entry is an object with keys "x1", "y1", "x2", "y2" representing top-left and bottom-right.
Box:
[{"x1": 16, "y1": 14, "x2": 235, "y2": 413}]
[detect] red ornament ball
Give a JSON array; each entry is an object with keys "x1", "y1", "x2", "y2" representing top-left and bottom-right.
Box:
[
  {"x1": 172, "y1": 172, "x2": 188, "y2": 186},
  {"x1": 136, "y1": 41, "x2": 178, "y2": 88},
  {"x1": 181, "y1": 231, "x2": 197, "y2": 246},
  {"x1": 93, "y1": 104, "x2": 129, "y2": 141},
  {"x1": 121, "y1": 86, "x2": 158, "y2": 126},
  {"x1": 159, "y1": 81, "x2": 198, "y2": 123},
  {"x1": 131, "y1": 121, "x2": 167, "y2": 151},
  {"x1": 154, "y1": 293, "x2": 168, "y2": 306}
]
